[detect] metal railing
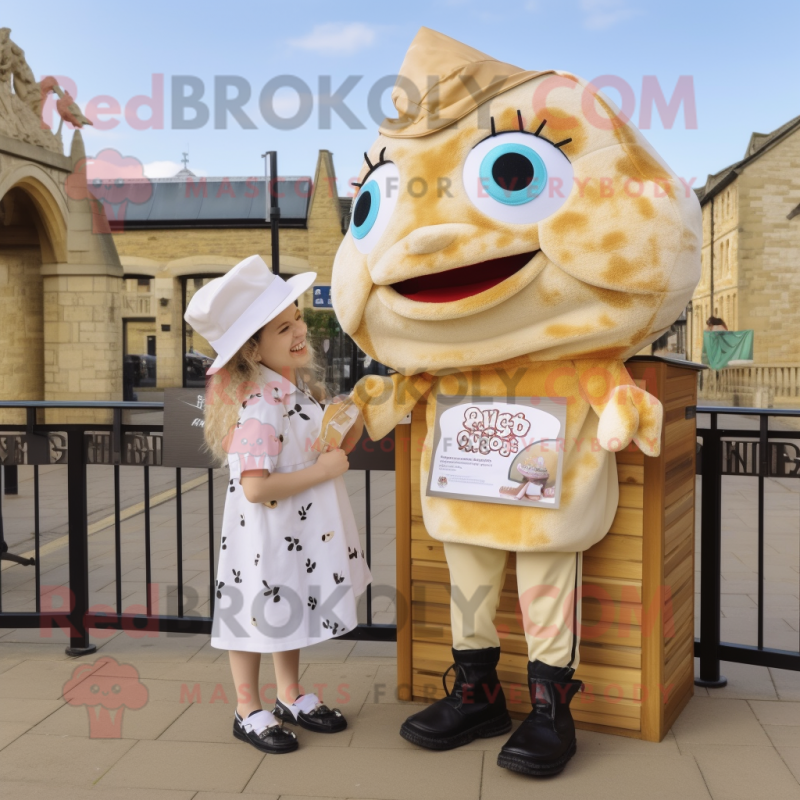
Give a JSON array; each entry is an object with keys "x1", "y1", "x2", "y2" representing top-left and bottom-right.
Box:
[
  {"x1": 0, "y1": 401, "x2": 395, "y2": 657},
  {"x1": 695, "y1": 406, "x2": 800, "y2": 685}
]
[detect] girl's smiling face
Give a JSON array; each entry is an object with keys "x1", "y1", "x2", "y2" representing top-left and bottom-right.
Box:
[{"x1": 256, "y1": 304, "x2": 310, "y2": 377}]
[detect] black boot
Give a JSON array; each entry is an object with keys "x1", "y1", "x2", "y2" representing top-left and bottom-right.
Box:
[
  {"x1": 497, "y1": 660, "x2": 583, "y2": 776},
  {"x1": 399, "y1": 646, "x2": 512, "y2": 751}
]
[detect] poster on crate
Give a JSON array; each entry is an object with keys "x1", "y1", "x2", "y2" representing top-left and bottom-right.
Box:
[{"x1": 425, "y1": 395, "x2": 567, "y2": 509}]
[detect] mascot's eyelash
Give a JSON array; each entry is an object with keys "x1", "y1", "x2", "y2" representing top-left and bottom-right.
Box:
[
  {"x1": 352, "y1": 146, "x2": 388, "y2": 188},
  {"x1": 489, "y1": 111, "x2": 573, "y2": 152}
]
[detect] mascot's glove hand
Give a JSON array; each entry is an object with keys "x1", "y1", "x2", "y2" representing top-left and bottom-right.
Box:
[{"x1": 596, "y1": 385, "x2": 663, "y2": 457}]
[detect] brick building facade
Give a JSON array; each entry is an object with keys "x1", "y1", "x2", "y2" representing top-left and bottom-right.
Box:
[
  {"x1": 691, "y1": 115, "x2": 800, "y2": 404},
  {"x1": 106, "y1": 151, "x2": 349, "y2": 390}
]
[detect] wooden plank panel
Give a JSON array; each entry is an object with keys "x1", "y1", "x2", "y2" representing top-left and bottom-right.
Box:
[
  {"x1": 583, "y1": 556, "x2": 643, "y2": 581},
  {"x1": 663, "y1": 670, "x2": 694, "y2": 733},
  {"x1": 665, "y1": 455, "x2": 695, "y2": 487},
  {"x1": 664, "y1": 492, "x2": 694, "y2": 530},
  {"x1": 411, "y1": 562, "x2": 451, "y2": 584},
  {"x1": 665, "y1": 558, "x2": 693, "y2": 597},
  {"x1": 665, "y1": 642, "x2": 694, "y2": 689},
  {"x1": 411, "y1": 540, "x2": 446, "y2": 562},
  {"x1": 665, "y1": 477, "x2": 694, "y2": 510},
  {"x1": 585, "y1": 533, "x2": 643, "y2": 562},
  {"x1": 665, "y1": 418, "x2": 697, "y2": 450},
  {"x1": 618, "y1": 484, "x2": 644, "y2": 509},
  {"x1": 412, "y1": 581, "x2": 451, "y2": 606},
  {"x1": 640, "y1": 359, "x2": 666, "y2": 742},
  {"x1": 574, "y1": 709, "x2": 641, "y2": 732},
  {"x1": 618, "y1": 464, "x2": 645, "y2": 485},
  {"x1": 616, "y1": 449, "x2": 645, "y2": 466},
  {"x1": 665, "y1": 374, "x2": 698, "y2": 401},
  {"x1": 578, "y1": 642, "x2": 642, "y2": 670},
  {"x1": 664, "y1": 532, "x2": 693, "y2": 575},
  {"x1": 609, "y1": 507, "x2": 644, "y2": 536},
  {"x1": 665, "y1": 508, "x2": 694, "y2": 556}
]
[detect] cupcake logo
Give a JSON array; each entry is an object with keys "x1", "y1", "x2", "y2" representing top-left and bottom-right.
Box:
[
  {"x1": 62, "y1": 656, "x2": 148, "y2": 738},
  {"x1": 437, "y1": 475, "x2": 448, "y2": 487}
]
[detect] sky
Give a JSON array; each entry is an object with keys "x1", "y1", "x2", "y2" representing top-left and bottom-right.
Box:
[{"x1": 5, "y1": 0, "x2": 800, "y2": 198}]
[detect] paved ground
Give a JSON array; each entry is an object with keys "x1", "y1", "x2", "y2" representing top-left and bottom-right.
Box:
[{"x1": 0, "y1": 634, "x2": 799, "y2": 799}]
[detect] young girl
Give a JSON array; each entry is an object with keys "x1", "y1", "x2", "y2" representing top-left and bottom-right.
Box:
[{"x1": 185, "y1": 255, "x2": 372, "y2": 754}]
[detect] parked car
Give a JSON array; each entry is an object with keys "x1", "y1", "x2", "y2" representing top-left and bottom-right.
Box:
[{"x1": 185, "y1": 349, "x2": 214, "y2": 381}]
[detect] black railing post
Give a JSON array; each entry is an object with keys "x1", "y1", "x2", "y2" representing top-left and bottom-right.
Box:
[
  {"x1": 4, "y1": 465, "x2": 18, "y2": 495},
  {"x1": 695, "y1": 419, "x2": 727, "y2": 687},
  {"x1": 65, "y1": 428, "x2": 97, "y2": 657}
]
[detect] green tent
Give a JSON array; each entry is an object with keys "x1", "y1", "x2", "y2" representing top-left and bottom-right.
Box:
[{"x1": 702, "y1": 330, "x2": 754, "y2": 370}]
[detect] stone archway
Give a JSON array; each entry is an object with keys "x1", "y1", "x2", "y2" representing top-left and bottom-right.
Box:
[{"x1": 0, "y1": 178, "x2": 65, "y2": 417}]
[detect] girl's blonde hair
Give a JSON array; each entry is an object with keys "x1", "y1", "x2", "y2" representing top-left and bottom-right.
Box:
[{"x1": 203, "y1": 319, "x2": 328, "y2": 466}]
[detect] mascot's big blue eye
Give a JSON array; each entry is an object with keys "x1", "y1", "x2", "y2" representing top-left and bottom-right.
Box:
[
  {"x1": 463, "y1": 131, "x2": 573, "y2": 225},
  {"x1": 479, "y1": 143, "x2": 547, "y2": 205},
  {"x1": 349, "y1": 161, "x2": 400, "y2": 255},
  {"x1": 351, "y1": 181, "x2": 380, "y2": 239}
]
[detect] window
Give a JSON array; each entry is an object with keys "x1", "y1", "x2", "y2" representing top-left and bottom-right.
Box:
[{"x1": 181, "y1": 275, "x2": 223, "y2": 387}]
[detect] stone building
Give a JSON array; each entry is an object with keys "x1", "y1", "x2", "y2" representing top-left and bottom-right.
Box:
[
  {"x1": 0, "y1": 28, "x2": 123, "y2": 422},
  {"x1": 0, "y1": 28, "x2": 351, "y2": 410},
  {"x1": 104, "y1": 151, "x2": 350, "y2": 391},
  {"x1": 690, "y1": 114, "x2": 800, "y2": 405}
]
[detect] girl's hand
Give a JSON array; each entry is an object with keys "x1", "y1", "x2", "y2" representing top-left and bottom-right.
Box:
[{"x1": 316, "y1": 448, "x2": 350, "y2": 479}]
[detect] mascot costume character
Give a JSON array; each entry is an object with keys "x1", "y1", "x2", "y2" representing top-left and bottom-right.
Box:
[{"x1": 332, "y1": 27, "x2": 701, "y2": 776}]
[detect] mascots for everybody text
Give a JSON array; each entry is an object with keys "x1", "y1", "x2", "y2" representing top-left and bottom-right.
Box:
[{"x1": 332, "y1": 28, "x2": 701, "y2": 776}]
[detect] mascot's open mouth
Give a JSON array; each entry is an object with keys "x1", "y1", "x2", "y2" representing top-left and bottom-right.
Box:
[{"x1": 391, "y1": 250, "x2": 538, "y2": 303}]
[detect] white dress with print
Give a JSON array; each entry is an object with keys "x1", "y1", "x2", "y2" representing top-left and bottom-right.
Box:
[{"x1": 210, "y1": 363, "x2": 372, "y2": 653}]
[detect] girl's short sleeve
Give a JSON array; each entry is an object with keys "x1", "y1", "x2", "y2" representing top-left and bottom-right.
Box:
[{"x1": 225, "y1": 390, "x2": 285, "y2": 481}]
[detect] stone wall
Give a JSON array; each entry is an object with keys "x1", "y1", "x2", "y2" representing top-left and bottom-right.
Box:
[
  {"x1": 690, "y1": 182, "x2": 740, "y2": 362},
  {"x1": 737, "y1": 131, "x2": 800, "y2": 364},
  {"x1": 0, "y1": 130, "x2": 124, "y2": 425},
  {"x1": 0, "y1": 246, "x2": 43, "y2": 424},
  {"x1": 42, "y1": 274, "x2": 122, "y2": 421},
  {"x1": 113, "y1": 150, "x2": 346, "y2": 389}
]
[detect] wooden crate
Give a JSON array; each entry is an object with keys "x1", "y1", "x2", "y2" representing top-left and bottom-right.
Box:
[{"x1": 393, "y1": 356, "x2": 702, "y2": 741}]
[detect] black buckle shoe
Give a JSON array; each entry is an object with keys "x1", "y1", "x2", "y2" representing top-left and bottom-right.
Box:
[
  {"x1": 273, "y1": 693, "x2": 348, "y2": 733},
  {"x1": 399, "y1": 646, "x2": 512, "y2": 751},
  {"x1": 497, "y1": 660, "x2": 583, "y2": 776},
  {"x1": 233, "y1": 709, "x2": 298, "y2": 754}
]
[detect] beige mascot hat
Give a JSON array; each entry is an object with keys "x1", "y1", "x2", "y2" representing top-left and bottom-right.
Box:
[{"x1": 332, "y1": 27, "x2": 701, "y2": 377}]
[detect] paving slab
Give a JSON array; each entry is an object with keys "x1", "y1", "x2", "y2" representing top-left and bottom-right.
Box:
[
  {"x1": 681, "y1": 743, "x2": 800, "y2": 799},
  {"x1": 481, "y1": 751, "x2": 712, "y2": 800}
]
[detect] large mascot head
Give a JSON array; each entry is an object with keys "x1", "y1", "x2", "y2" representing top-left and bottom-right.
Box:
[{"x1": 332, "y1": 27, "x2": 701, "y2": 376}]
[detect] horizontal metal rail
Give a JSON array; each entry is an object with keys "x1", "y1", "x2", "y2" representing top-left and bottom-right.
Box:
[{"x1": 0, "y1": 400, "x2": 396, "y2": 655}]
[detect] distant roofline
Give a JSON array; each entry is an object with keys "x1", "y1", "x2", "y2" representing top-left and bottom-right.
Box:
[
  {"x1": 697, "y1": 113, "x2": 800, "y2": 206},
  {"x1": 89, "y1": 175, "x2": 313, "y2": 184}
]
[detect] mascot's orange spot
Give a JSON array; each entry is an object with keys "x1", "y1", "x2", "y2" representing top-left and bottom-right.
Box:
[
  {"x1": 637, "y1": 197, "x2": 656, "y2": 219},
  {"x1": 602, "y1": 231, "x2": 627, "y2": 250},
  {"x1": 544, "y1": 322, "x2": 597, "y2": 339},
  {"x1": 556, "y1": 210, "x2": 588, "y2": 229},
  {"x1": 586, "y1": 285, "x2": 634, "y2": 309},
  {"x1": 530, "y1": 271, "x2": 564, "y2": 306},
  {"x1": 535, "y1": 107, "x2": 588, "y2": 154},
  {"x1": 602, "y1": 253, "x2": 641, "y2": 284},
  {"x1": 614, "y1": 152, "x2": 674, "y2": 198}
]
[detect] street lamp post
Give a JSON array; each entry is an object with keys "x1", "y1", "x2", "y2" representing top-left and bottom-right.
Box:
[{"x1": 262, "y1": 150, "x2": 280, "y2": 276}]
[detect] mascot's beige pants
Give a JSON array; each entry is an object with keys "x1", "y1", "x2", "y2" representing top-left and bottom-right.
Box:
[{"x1": 444, "y1": 542, "x2": 583, "y2": 670}]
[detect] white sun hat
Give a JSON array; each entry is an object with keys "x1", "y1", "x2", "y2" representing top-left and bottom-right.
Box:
[{"x1": 184, "y1": 254, "x2": 316, "y2": 375}]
